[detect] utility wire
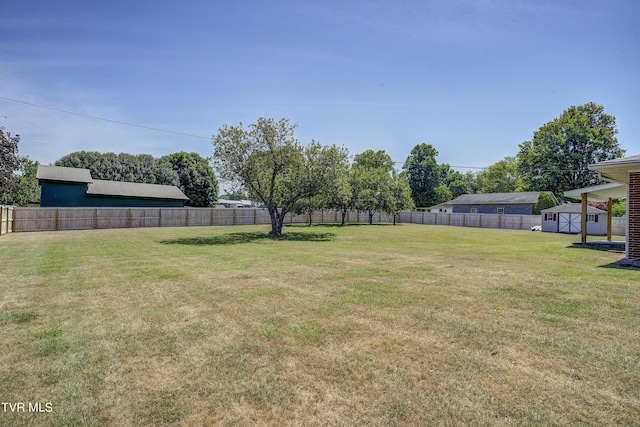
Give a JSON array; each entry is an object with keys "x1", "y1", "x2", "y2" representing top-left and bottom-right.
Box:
[
  {"x1": 0, "y1": 95, "x2": 595, "y2": 173},
  {"x1": 0, "y1": 95, "x2": 211, "y2": 140}
]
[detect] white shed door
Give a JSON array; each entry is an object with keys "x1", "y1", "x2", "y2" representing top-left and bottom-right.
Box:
[{"x1": 558, "y1": 213, "x2": 581, "y2": 233}]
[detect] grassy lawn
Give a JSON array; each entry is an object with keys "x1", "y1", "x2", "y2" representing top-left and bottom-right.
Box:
[{"x1": 0, "y1": 223, "x2": 638, "y2": 426}]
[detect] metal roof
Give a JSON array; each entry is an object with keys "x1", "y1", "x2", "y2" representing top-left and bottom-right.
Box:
[
  {"x1": 563, "y1": 182, "x2": 627, "y2": 202},
  {"x1": 87, "y1": 180, "x2": 189, "y2": 200},
  {"x1": 36, "y1": 165, "x2": 92, "y2": 183},
  {"x1": 541, "y1": 204, "x2": 606, "y2": 214},
  {"x1": 589, "y1": 154, "x2": 640, "y2": 184},
  {"x1": 444, "y1": 191, "x2": 552, "y2": 205}
]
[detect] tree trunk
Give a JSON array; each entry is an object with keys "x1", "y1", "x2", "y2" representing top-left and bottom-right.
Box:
[
  {"x1": 267, "y1": 205, "x2": 284, "y2": 237},
  {"x1": 308, "y1": 212, "x2": 313, "y2": 226},
  {"x1": 369, "y1": 211, "x2": 374, "y2": 225},
  {"x1": 341, "y1": 208, "x2": 347, "y2": 225},
  {"x1": 393, "y1": 214, "x2": 396, "y2": 225}
]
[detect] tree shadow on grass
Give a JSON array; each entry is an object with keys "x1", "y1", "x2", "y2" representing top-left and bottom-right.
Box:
[
  {"x1": 288, "y1": 223, "x2": 395, "y2": 228},
  {"x1": 159, "y1": 231, "x2": 336, "y2": 246}
]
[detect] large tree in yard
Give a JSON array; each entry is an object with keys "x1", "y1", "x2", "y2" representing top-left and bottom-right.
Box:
[
  {"x1": 212, "y1": 117, "x2": 349, "y2": 237},
  {"x1": 517, "y1": 102, "x2": 624, "y2": 196}
]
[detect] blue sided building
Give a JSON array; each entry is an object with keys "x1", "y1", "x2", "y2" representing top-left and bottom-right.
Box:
[{"x1": 37, "y1": 165, "x2": 189, "y2": 208}]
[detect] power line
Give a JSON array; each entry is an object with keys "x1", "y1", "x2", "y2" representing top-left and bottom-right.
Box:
[
  {"x1": 0, "y1": 95, "x2": 211, "y2": 140},
  {"x1": 0, "y1": 95, "x2": 599, "y2": 174}
]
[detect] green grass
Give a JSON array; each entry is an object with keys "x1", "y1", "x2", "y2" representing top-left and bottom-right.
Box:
[{"x1": 0, "y1": 223, "x2": 638, "y2": 426}]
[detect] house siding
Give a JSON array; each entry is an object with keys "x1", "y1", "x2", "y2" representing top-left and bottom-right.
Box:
[
  {"x1": 452, "y1": 204, "x2": 534, "y2": 215},
  {"x1": 85, "y1": 195, "x2": 185, "y2": 208},
  {"x1": 629, "y1": 172, "x2": 640, "y2": 259}
]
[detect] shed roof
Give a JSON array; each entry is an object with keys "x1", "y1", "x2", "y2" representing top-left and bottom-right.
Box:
[
  {"x1": 36, "y1": 165, "x2": 92, "y2": 183},
  {"x1": 87, "y1": 180, "x2": 189, "y2": 200},
  {"x1": 589, "y1": 154, "x2": 640, "y2": 184},
  {"x1": 541, "y1": 204, "x2": 606, "y2": 214},
  {"x1": 443, "y1": 191, "x2": 552, "y2": 205}
]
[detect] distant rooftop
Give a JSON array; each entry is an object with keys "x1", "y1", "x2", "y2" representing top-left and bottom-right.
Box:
[{"x1": 442, "y1": 191, "x2": 553, "y2": 205}]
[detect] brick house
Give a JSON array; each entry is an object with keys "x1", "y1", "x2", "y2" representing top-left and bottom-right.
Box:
[{"x1": 590, "y1": 154, "x2": 640, "y2": 260}]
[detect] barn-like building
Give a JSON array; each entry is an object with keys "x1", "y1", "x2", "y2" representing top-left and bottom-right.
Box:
[{"x1": 37, "y1": 165, "x2": 189, "y2": 208}]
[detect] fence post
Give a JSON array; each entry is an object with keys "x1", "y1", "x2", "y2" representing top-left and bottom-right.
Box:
[
  {"x1": 93, "y1": 208, "x2": 98, "y2": 229},
  {"x1": 127, "y1": 208, "x2": 132, "y2": 229},
  {"x1": 158, "y1": 208, "x2": 162, "y2": 228},
  {"x1": 55, "y1": 208, "x2": 59, "y2": 231}
]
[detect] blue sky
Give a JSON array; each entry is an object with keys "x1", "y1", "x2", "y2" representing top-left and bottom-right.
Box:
[{"x1": 1, "y1": 0, "x2": 638, "y2": 183}]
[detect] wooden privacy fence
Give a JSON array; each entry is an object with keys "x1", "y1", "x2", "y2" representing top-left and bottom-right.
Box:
[
  {"x1": 12, "y1": 207, "x2": 394, "y2": 232},
  {"x1": 1, "y1": 205, "x2": 14, "y2": 236},
  {"x1": 398, "y1": 211, "x2": 542, "y2": 230},
  {"x1": 398, "y1": 211, "x2": 627, "y2": 235},
  {"x1": 9, "y1": 207, "x2": 628, "y2": 235}
]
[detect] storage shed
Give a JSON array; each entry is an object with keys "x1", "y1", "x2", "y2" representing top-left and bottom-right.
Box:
[
  {"x1": 541, "y1": 204, "x2": 607, "y2": 235},
  {"x1": 37, "y1": 165, "x2": 189, "y2": 207}
]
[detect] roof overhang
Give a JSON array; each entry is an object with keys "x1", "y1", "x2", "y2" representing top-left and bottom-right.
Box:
[
  {"x1": 563, "y1": 182, "x2": 627, "y2": 201},
  {"x1": 588, "y1": 154, "x2": 640, "y2": 184}
]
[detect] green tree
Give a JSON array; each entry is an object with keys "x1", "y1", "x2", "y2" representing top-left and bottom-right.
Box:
[
  {"x1": 8, "y1": 159, "x2": 40, "y2": 206},
  {"x1": 351, "y1": 149, "x2": 396, "y2": 224},
  {"x1": 443, "y1": 169, "x2": 472, "y2": 198},
  {"x1": 161, "y1": 152, "x2": 219, "y2": 207},
  {"x1": 612, "y1": 200, "x2": 626, "y2": 217},
  {"x1": 434, "y1": 184, "x2": 453, "y2": 205},
  {"x1": 517, "y1": 103, "x2": 624, "y2": 195},
  {"x1": 55, "y1": 151, "x2": 180, "y2": 186},
  {"x1": 476, "y1": 156, "x2": 524, "y2": 194},
  {"x1": 1, "y1": 126, "x2": 24, "y2": 200},
  {"x1": 532, "y1": 192, "x2": 557, "y2": 215},
  {"x1": 387, "y1": 171, "x2": 415, "y2": 224},
  {"x1": 212, "y1": 118, "x2": 347, "y2": 236},
  {"x1": 291, "y1": 142, "x2": 350, "y2": 226},
  {"x1": 402, "y1": 143, "x2": 448, "y2": 208}
]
